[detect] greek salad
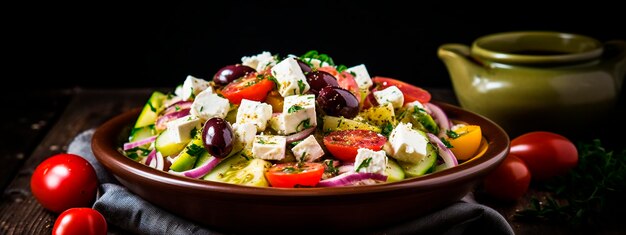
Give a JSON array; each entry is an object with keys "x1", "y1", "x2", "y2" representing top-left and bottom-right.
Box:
[{"x1": 121, "y1": 50, "x2": 484, "y2": 188}]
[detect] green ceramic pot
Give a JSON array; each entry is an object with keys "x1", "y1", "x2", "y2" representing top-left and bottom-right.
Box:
[{"x1": 438, "y1": 31, "x2": 626, "y2": 137}]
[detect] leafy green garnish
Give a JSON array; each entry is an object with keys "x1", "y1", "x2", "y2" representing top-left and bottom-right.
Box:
[
  {"x1": 186, "y1": 143, "x2": 206, "y2": 157},
  {"x1": 324, "y1": 160, "x2": 339, "y2": 175},
  {"x1": 381, "y1": 122, "x2": 394, "y2": 137},
  {"x1": 297, "y1": 80, "x2": 306, "y2": 94},
  {"x1": 288, "y1": 105, "x2": 304, "y2": 113},
  {"x1": 446, "y1": 130, "x2": 459, "y2": 139},
  {"x1": 515, "y1": 139, "x2": 626, "y2": 225},
  {"x1": 355, "y1": 157, "x2": 373, "y2": 172},
  {"x1": 300, "y1": 50, "x2": 335, "y2": 66},
  {"x1": 336, "y1": 64, "x2": 348, "y2": 72}
]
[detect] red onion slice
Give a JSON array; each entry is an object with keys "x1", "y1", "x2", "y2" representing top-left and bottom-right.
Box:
[
  {"x1": 144, "y1": 149, "x2": 157, "y2": 166},
  {"x1": 285, "y1": 127, "x2": 316, "y2": 144},
  {"x1": 317, "y1": 172, "x2": 387, "y2": 187},
  {"x1": 427, "y1": 133, "x2": 458, "y2": 169},
  {"x1": 169, "y1": 156, "x2": 221, "y2": 179},
  {"x1": 424, "y1": 103, "x2": 450, "y2": 138},
  {"x1": 155, "y1": 109, "x2": 190, "y2": 130},
  {"x1": 155, "y1": 152, "x2": 165, "y2": 171},
  {"x1": 163, "y1": 101, "x2": 193, "y2": 114},
  {"x1": 337, "y1": 163, "x2": 354, "y2": 174},
  {"x1": 123, "y1": 136, "x2": 157, "y2": 151}
]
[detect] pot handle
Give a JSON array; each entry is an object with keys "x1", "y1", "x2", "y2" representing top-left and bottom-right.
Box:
[{"x1": 602, "y1": 40, "x2": 626, "y2": 90}]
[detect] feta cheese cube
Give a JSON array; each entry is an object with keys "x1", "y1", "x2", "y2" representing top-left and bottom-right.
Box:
[
  {"x1": 241, "y1": 51, "x2": 277, "y2": 72},
  {"x1": 236, "y1": 99, "x2": 273, "y2": 132},
  {"x1": 404, "y1": 100, "x2": 425, "y2": 111},
  {"x1": 291, "y1": 135, "x2": 325, "y2": 162},
  {"x1": 166, "y1": 115, "x2": 201, "y2": 144},
  {"x1": 181, "y1": 75, "x2": 212, "y2": 101},
  {"x1": 252, "y1": 135, "x2": 286, "y2": 160},
  {"x1": 282, "y1": 94, "x2": 317, "y2": 134},
  {"x1": 388, "y1": 122, "x2": 428, "y2": 163},
  {"x1": 232, "y1": 123, "x2": 257, "y2": 152},
  {"x1": 347, "y1": 64, "x2": 373, "y2": 90},
  {"x1": 190, "y1": 89, "x2": 230, "y2": 120},
  {"x1": 271, "y1": 57, "x2": 310, "y2": 97},
  {"x1": 354, "y1": 148, "x2": 388, "y2": 174},
  {"x1": 269, "y1": 113, "x2": 286, "y2": 135},
  {"x1": 374, "y1": 86, "x2": 404, "y2": 109}
]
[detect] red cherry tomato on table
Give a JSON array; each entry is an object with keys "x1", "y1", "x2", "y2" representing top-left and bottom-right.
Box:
[
  {"x1": 221, "y1": 73, "x2": 274, "y2": 105},
  {"x1": 483, "y1": 154, "x2": 531, "y2": 201},
  {"x1": 30, "y1": 153, "x2": 98, "y2": 213},
  {"x1": 53, "y1": 208, "x2": 107, "y2": 235},
  {"x1": 265, "y1": 162, "x2": 325, "y2": 188},
  {"x1": 323, "y1": 130, "x2": 387, "y2": 162},
  {"x1": 372, "y1": 76, "x2": 431, "y2": 104},
  {"x1": 509, "y1": 131, "x2": 578, "y2": 181}
]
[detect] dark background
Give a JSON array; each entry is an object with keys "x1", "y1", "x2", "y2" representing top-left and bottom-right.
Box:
[{"x1": 8, "y1": 1, "x2": 626, "y2": 89}]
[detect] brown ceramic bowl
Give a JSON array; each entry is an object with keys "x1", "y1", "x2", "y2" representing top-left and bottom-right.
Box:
[{"x1": 92, "y1": 101, "x2": 509, "y2": 233}]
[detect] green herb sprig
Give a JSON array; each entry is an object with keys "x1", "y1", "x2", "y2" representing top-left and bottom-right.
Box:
[{"x1": 515, "y1": 139, "x2": 626, "y2": 225}]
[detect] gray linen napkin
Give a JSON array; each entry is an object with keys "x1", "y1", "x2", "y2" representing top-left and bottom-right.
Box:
[{"x1": 69, "y1": 129, "x2": 514, "y2": 235}]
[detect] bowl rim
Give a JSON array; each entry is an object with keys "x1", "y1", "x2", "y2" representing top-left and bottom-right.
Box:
[{"x1": 92, "y1": 101, "x2": 509, "y2": 197}]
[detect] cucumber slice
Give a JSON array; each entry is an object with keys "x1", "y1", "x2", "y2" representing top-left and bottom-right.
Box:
[
  {"x1": 155, "y1": 128, "x2": 188, "y2": 157},
  {"x1": 203, "y1": 155, "x2": 271, "y2": 187},
  {"x1": 129, "y1": 125, "x2": 156, "y2": 142},
  {"x1": 134, "y1": 91, "x2": 166, "y2": 128},
  {"x1": 385, "y1": 157, "x2": 405, "y2": 182},
  {"x1": 399, "y1": 107, "x2": 439, "y2": 134},
  {"x1": 323, "y1": 116, "x2": 381, "y2": 133},
  {"x1": 398, "y1": 143, "x2": 437, "y2": 177},
  {"x1": 193, "y1": 151, "x2": 212, "y2": 168},
  {"x1": 170, "y1": 134, "x2": 205, "y2": 172}
]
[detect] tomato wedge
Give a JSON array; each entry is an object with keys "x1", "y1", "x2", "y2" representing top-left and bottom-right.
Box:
[
  {"x1": 221, "y1": 73, "x2": 274, "y2": 105},
  {"x1": 372, "y1": 76, "x2": 431, "y2": 104},
  {"x1": 323, "y1": 130, "x2": 387, "y2": 162},
  {"x1": 265, "y1": 162, "x2": 325, "y2": 188},
  {"x1": 447, "y1": 125, "x2": 482, "y2": 161}
]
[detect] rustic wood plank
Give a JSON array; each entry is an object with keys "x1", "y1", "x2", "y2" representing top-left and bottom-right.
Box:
[
  {"x1": 0, "y1": 89, "x2": 73, "y2": 192},
  {"x1": 0, "y1": 88, "x2": 154, "y2": 235}
]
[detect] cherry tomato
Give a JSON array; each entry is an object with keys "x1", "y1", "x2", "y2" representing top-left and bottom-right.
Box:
[
  {"x1": 221, "y1": 73, "x2": 274, "y2": 105},
  {"x1": 447, "y1": 125, "x2": 482, "y2": 161},
  {"x1": 510, "y1": 131, "x2": 578, "y2": 181},
  {"x1": 372, "y1": 76, "x2": 431, "y2": 104},
  {"x1": 483, "y1": 154, "x2": 531, "y2": 201},
  {"x1": 52, "y1": 208, "x2": 107, "y2": 235},
  {"x1": 265, "y1": 162, "x2": 325, "y2": 188},
  {"x1": 323, "y1": 130, "x2": 387, "y2": 162},
  {"x1": 31, "y1": 153, "x2": 98, "y2": 213},
  {"x1": 318, "y1": 66, "x2": 361, "y2": 103}
]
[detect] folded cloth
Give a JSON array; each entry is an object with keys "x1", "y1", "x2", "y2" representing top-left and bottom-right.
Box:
[{"x1": 69, "y1": 129, "x2": 514, "y2": 235}]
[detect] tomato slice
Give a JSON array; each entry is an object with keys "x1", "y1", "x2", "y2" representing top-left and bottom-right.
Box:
[
  {"x1": 265, "y1": 162, "x2": 325, "y2": 188},
  {"x1": 447, "y1": 125, "x2": 482, "y2": 161},
  {"x1": 372, "y1": 76, "x2": 431, "y2": 104},
  {"x1": 323, "y1": 130, "x2": 387, "y2": 162},
  {"x1": 221, "y1": 73, "x2": 274, "y2": 105},
  {"x1": 318, "y1": 66, "x2": 361, "y2": 103}
]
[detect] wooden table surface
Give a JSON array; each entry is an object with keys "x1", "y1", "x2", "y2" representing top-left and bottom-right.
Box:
[{"x1": 1, "y1": 88, "x2": 624, "y2": 234}]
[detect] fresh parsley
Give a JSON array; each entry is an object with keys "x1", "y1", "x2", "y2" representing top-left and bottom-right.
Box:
[
  {"x1": 446, "y1": 129, "x2": 460, "y2": 139},
  {"x1": 381, "y1": 122, "x2": 394, "y2": 137},
  {"x1": 186, "y1": 143, "x2": 206, "y2": 157},
  {"x1": 300, "y1": 50, "x2": 335, "y2": 66},
  {"x1": 355, "y1": 158, "x2": 373, "y2": 172},
  {"x1": 288, "y1": 105, "x2": 304, "y2": 113},
  {"x1": 324, "y1": 160, "x2": 339, "y2": 175},
  {"x1": 297, "y1": 80, "x2": 306, "y2": 94},
  {"x1": 297, "y1": 119, "x2": 311, "y2": 130},
  {"x1": 336, "y1": 64, "x2": 348, "y2": 72},
  {"x1": 190, "y1": 127, "x2": 198, "y2": 139}
]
